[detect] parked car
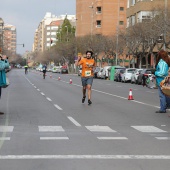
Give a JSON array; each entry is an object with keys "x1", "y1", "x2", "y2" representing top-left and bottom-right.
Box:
[
  {"x1": 100, "y1": 66, "x2": 111, "y2": 79},
  {"x1": 52, "y1": 66, "x2": 61, "y2": 73},
  {"x1": 97, "y1": 68, "x2": 103, "y2": 78},
  {"x1": 114, "y1": 69, "x2": 125, "y2": 82},
  {"x1": 60, "y1": 68, "x2": 68, "y2": 74},
  {"x1": 137, "y1": 68, "x2": 155, "y2": 85},
  {"x1": 47, "y1": 67, "x2": 52, "y2": 72},
  {"x1": 121, "y1": 68, "x2": 136, "y2": 83},
  {"x1": 131, "y1": 69, "x2": 143, "y2": 84},
  {"x1": 78, "y1": 67, "x2": 82, "y2": 76},
  {"x1": 94, "y1": 67, "x2": 102, "y2": 78}
]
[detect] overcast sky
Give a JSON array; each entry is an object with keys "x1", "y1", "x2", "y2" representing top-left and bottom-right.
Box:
[{"x1": 1, "y1": 0, "x2": 76, "y2": 55}]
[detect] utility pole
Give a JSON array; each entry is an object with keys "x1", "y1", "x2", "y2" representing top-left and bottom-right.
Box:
[
  {"x1": 89, "y1": 2, "x2": 94, "y2": 40},
  {"x1": 163, "y1": 0, "x2": 167, "y2": 50},
  {"x1": 115, "y1": 0, "x2": 120, "y2": 66}
]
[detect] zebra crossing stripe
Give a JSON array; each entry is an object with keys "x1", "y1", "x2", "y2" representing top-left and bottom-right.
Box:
[
  {"x1": 0, "y1": 126, "x2": 14, "y2": 132},
  {"x1": 85, "y1": 126, "x2": 116, "y2": 132},
  {"x1": 97, "y1": 137, "x2": 128, "y2": 140},
  {"x1": 38, "y1": 126, "x2": 65, "y2": 132},
  {"x1": 0, "y1": 155, "x2": 170, "y2": 159},
  {"x1": 0, "y1": 137, "x2": 10, "y2": 140},
  {"x1": 155, "y1": 137, "x2": 170, "y2": 140},
  {"x1": 40, "y1": 137, "x2": 69, "y2": 140},
  {"x1": 131, "y1": 126, "x2": 167, "y2": 133}
]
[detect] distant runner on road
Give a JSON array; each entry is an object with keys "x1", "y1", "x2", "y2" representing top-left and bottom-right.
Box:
[
  {"x1": 42, "y1": 64, "x2": 47, "y2": 79},
  {"x1": 24, "y1": 65, "x2": 28, "y2": 74},
  {"x1": 76, "y1": 50, "x2": 96, "y2": 105}
]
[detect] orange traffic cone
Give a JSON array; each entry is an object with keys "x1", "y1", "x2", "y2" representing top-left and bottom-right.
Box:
[
  {"x1": 69, "y1": 78, "x2": 72, "y2": 84},
  {"x1": 128, "y1": 89, "x2": 134, "y2": 100},
  {"x1": 58, "y1": 77, "x2": 61, "y2": 81}
]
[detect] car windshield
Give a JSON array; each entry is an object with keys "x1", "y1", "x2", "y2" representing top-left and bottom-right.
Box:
[
  {"x1": 120, "y1": 69, "x2": 125, "y2": 73},
  {"x1": 127, "y1": 69, "x2": 136, "y2": 73}
]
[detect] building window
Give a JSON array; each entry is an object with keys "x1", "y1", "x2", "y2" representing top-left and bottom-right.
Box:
[
  {"x1": 119, "y1": 21, "x2": 124, "y2": 25},
  {"x1": 96, "y1": 20, "x2": 101, "y2": 27},
  {"x1": 137, "y1": 11, "x2": 152, "y2": 23},
  {"x1": 96, "y1": 7, "x2": 102, "y2": 14},
  {"x1": 120, "y1": 7, "x2": 124, "y2": 11}
]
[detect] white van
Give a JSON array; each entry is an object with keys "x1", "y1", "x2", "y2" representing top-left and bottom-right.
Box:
[{"x1": 100, "y1": 66, "x2": 111, "y2": 79}]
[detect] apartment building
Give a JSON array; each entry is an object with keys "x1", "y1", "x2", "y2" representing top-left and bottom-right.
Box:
[
  {"x1": 126, "y1": 0, "x2": 169, "y2": 67},
  {"x1": 3, "y1": 24, "x2": 16, "y2": 54},
  {"x1": 34, "y1": 13, "x2": 76, "y2": 52},
  {"x1": 126, "y1": 0, "x2": 169, "y2": 27},
  {"x1": 76, "y1": 0, "x2": 127, "y2": 37}
]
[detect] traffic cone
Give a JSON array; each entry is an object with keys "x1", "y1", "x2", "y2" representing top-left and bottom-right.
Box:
[
  {"x1": 50, "y1": 75, "x2": 52, "y2": 78},
  {"x1": 58, "y1": 77, "x2": 61, "y2": 81},
  {"x1": 69, "y1": 78, "x2": 72, "y2": 84},
  {"x1": 128, "y1": 89, "x2": 134, "y2": 100}
]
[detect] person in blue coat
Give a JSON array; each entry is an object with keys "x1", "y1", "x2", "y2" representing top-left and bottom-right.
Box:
[
  {"x1": 0, "y1": 54, "x2": 9, "y2": 98},
  {"x1": 155, "y1": 50, "x2": 170, "y2": 113}
]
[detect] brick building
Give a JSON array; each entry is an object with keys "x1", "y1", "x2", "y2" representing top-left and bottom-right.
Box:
[{"x1": 76, "y1": 0, "x2": 127, "y2": 37}]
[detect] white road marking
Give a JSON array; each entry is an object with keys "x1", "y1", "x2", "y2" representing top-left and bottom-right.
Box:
[
  {"x1": 67, "y1": 117, "x2": 81, "y2": 127},
  {"x1": 34, "y1": 86, "x2": 37, "y2": 88},
  {"x1": 46, "y1": 97, "x2": 52, "y2": 102},
  {"x1": 97, "y1": 137, "x2": 128, "y2": 140},
  {"x1": 0, "y1": 126, "x2": 14, "y2": 132},
  {"x1": 86, "y1": 126, "x2": 116, "y2": 132},
  {"x1": 92, "y1": 88, "x2": 159, "y2": 108},
  {"x1": 37, "y1": 89, "x2": 40, "y2": 91},
  {"x1": 155, "y1": 137, "x2": 170, "y2": 140},
  {"x1": 41, "y1": 92, "x2": 45, "y2": 96},
  {"x1": 0, "y1": 137, "x2": 10, "y2": 140},
  {"x1": 54, "y1": 104, "x2": 63, "y2": 110},
  {"x1": 38, "y1": 126, "x2": 65, "y2": 132},
  {"x1": 40, "y1": 137, "x2": 69, "y2": 140},
  {"x1": 1, "y1": 155, "x2": 170, "y2": 159},
  {"x1": 132, "y1": 100, "x2": 159, "y2": 108},
  {"x1": 131, "y1": 126, "x2": 167, "y2": 133},
  {"x1": 161, "y1": 125, "x2": 166, "y2": 127}
]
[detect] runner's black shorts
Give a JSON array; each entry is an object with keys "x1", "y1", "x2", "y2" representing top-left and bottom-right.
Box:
[{"x1": 81, "y1": 77, "x2": 93, "y2": 87}]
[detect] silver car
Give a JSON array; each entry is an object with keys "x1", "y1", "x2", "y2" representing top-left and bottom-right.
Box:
[{"x1": 131, "y1": 69, "x2": 143, "y2": 84}]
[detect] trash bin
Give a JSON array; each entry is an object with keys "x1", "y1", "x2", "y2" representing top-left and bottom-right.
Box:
[{"x1": 110, "y1": 66, "x2": 115, "y2": 81}]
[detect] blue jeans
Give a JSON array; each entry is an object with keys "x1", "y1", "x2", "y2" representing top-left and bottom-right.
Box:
[{"x1": 158, "y1": 86, "x2": 170, "y2": 111}]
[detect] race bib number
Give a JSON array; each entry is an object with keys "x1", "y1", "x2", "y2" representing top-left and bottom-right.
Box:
[{"x1": 85, "y1": 70, "x2": 91, "y2": 77}]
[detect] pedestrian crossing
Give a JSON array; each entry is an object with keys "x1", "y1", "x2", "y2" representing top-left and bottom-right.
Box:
[{"x1": 0, "y1": 125, "x2": 169, "y2": 141}]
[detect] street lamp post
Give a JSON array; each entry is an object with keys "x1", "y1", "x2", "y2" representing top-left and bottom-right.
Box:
[
  {"x1": 115, "y1": 0, "x2": 120, "y2": 66},
  {"x1": 0, "y1": 18, "x2": 4, "y2": 54},
  {"x1": 163, "y1": 0, "x2": 167, "y2": 50},
  {"x1": 89, "y1": 3, "x2": 94, "y2": 39}
]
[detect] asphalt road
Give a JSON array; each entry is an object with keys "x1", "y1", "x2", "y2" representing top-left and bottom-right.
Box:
[{"x1": 0, "y1": 69, "x2": 170, "y2": 170}]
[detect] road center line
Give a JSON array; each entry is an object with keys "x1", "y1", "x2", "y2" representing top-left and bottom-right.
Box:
[
  {"x1": 46, "y1": 97, "x2": 52, "y2": 102},
  {"x1": 67, "y1": 117, "x2": 81, "y2": 127},
  {"x1": 0, "y1": 155, "x2": 170, "y2": 160},
  {"x1": 54, "y1": 104, "x2": 63, "y2": 110}
]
